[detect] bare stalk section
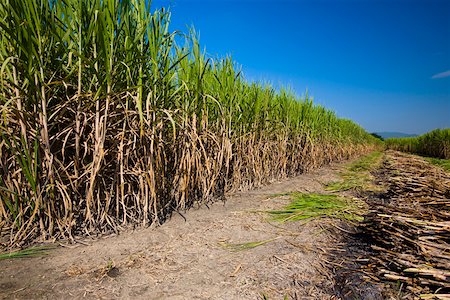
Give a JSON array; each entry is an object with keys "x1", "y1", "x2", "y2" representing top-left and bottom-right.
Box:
[{"x1": 0, "y1": 0, "x2": 381, "y2": 247}]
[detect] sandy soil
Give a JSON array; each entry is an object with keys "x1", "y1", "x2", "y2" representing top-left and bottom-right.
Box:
[{"x1": 1, "y1": 161, "x2": 359, "y2": 300}]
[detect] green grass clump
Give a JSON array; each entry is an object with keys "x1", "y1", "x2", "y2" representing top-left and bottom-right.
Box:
[
  {"x1": 0, "y1": 246, "x2": 53, "y2": 260},
  {"x1": 325, "y1": 176, "x2": 370, "y2": 192},
  {"x1": 268, "y1": 193, "x2": 364, "y2": 223},
  {"x1": 348, "y1": 151, "x2": 383, "y2": 172},
  {"x1": 424, "y1": 157, "x2": 450, "y2": 172},
  {"x1": 326, "y1": 151, "x2": 383, "y2": 192}
]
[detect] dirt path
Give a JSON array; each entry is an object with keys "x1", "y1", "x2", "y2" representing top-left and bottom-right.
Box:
[
  {"x1": 1, "y1": 159, "x2": 352, "y2": 300},
  {"x1": 6, "y1": 150, "x2": 446, "y2": 300}
]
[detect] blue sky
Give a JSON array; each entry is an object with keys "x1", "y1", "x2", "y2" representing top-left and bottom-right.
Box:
[{"x1": 151, "y1": 0, "x2": 450, "y2": 134}]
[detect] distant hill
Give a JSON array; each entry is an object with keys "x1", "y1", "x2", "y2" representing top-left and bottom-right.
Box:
[{"x1": 375, "y1": 132, "x2": 418, "y2": 139}]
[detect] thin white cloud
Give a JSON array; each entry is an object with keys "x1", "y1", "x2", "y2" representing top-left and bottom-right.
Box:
[{"x1": 431, "y1": 70, "x2": 450, "y2": 79}]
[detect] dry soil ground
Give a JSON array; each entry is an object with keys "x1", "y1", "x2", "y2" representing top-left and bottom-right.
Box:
[
  {"x1": 1, "y1": 159, "x2": 355, "y2": 300},
  {"x1": 5, "y1": 151, "x2": 441, "y2": 300}
]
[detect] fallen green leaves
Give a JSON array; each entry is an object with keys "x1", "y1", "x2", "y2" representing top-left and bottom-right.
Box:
[
  {"x1": 268, "y1": 193, "x2": 365, "y2": 223},
  {"x1": 326, "y1": 151, "x2": 384, "y2": 192},
  {"x1": 0, "y1": 245, "x2": 53, "y2": 260},
  {"x1": 219, "y1": 239, "x2": 276, "y2": 252}
]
